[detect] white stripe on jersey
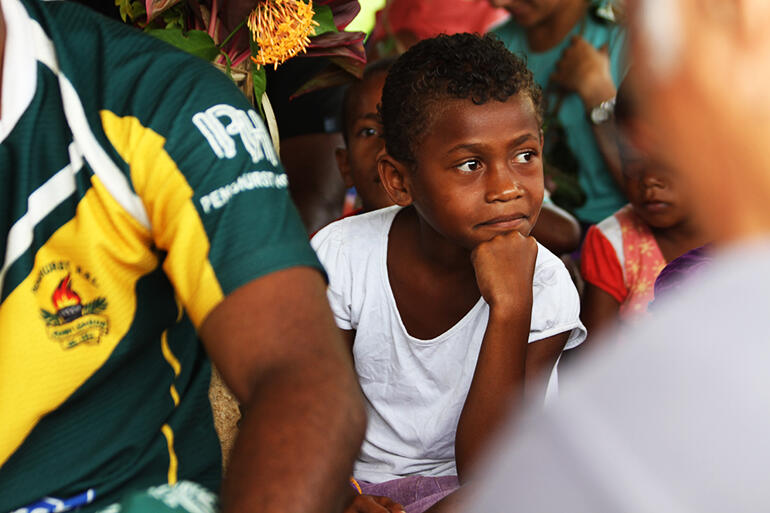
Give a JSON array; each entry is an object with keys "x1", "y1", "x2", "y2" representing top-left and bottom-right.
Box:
[
  {"x1": 30, "y1": 19, "x2": 151, "y2": 230},
  {"x1": 0, "y1": 6, "x2": 152, "y2": 294},
  {"x1": 0, "y1": 143, "x2": 83, "y2": 293}
]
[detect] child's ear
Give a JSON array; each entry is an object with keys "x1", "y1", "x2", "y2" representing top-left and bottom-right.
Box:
[
  {"x1": 334, "y1": 147, "x2": 355, "y2": 189},
  {"x1": 378, "y1": 151, "x2": 413, "y2": 206}
]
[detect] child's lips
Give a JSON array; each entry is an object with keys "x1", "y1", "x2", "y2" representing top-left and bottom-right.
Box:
[
  {"x1": 643, "y1": 200, "x2": 670, "y2": 214},
  {"x1": 477, "y1": 214, "x2": 529, "y2": 230}
]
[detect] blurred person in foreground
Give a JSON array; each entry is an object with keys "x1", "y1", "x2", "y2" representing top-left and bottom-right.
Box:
[
  {"x1": 0, "y1": 0, "x2": 365, "y2": 512},
  {"x1": 450, "y1": 1, "x2": 770, "y2": 511}
]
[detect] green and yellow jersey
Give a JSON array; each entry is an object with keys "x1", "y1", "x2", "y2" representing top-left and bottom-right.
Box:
[{"x1": 0, "y1": 0, "x2": 321, "y2": 511}]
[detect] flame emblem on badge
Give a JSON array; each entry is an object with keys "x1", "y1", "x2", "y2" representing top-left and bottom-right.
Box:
[
  {"x1": 52, "y1": 274, "x2": 83, "y2": 322},
  {"x1": 40, "y1": 273, "x2": 109, "y2": 349}
]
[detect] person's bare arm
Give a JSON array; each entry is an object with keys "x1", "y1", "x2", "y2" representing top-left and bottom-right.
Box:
[
  {"x1": 531, "y1": 202, "x2": 582, "y2": 255},
  {"x1": 199, "y1": 266, "x2": 366, "y2": 513},
  {"x1": 590, "y1": 117, "x2": 624, "y2": 188},
  {"x1": 455, "y1": 232, "x2": 569, "y2": 481},
  {"x1": 580, "y1": 282, "x2": 620, "y2": 350},
  {"x1": 552, "y1": 36, "x2": 625, "y2": 188}
]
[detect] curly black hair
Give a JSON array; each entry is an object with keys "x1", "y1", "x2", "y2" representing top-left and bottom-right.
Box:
[{"x1": 380, "y1": 33, "x2": 543, "y2": 165}]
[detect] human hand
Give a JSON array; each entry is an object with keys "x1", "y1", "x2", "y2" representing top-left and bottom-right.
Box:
[
  {"x1": 471, "y1": 231, "x2": 538, "y2": 314},
  {"x1": 345, "y1": 494, "x2": 406, "y2": 513},
  {"x1": 551, "y1": 36, "x2": 617, "y2": 109}
]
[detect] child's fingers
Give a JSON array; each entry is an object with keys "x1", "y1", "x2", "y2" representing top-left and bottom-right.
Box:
[
  {"x1": 348, "y1": 494, "x2": 405, "y2": 513},
  {"x1": 373, "y1": 495, "x2": 406, "y2": 513}
]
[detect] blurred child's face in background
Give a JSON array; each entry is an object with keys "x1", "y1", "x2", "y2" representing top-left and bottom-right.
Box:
[
  {"x1": 338, "y1": 72, "x2": 394, "y2": 212},
  {"x1": 620, "y1": 139, "x2": 689, "y2": 231},
  {"x1": 487, "y1": 0, "x2": 565, "y2": 27},
  {"x1": 405, "y1": 93, "x2": 544, "y2": 249}
]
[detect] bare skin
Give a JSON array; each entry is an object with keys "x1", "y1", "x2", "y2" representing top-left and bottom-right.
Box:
[
  {"x1": 551, "y1": 36, "x2": 623, "y2": 185},
  {"x1": 532, "y1": 202, "x2": 581, "y2": 255},
  {"x1": 199, "y1": 267, "x2": 367, "y2": 513},
  {"x1": 337, "y1": 69, "x2": 580, "y2": 254}
]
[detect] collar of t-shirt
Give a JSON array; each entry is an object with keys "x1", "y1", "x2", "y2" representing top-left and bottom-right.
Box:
[{"x1": 0, "y1": 0, "x2": 36, "y2": 144}]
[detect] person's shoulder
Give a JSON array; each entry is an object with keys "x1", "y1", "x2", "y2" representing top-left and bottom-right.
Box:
[
  {"x1": 597, "y1": 206, "x2": 627, "y2": 240},
  {"x1": 311, "y1": 206, "x2": 400, "y2": 256}
]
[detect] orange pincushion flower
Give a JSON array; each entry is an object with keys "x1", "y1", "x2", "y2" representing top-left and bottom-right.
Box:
[{"x1": 248, "y1": 0, "x2": 320, "y2": 70}]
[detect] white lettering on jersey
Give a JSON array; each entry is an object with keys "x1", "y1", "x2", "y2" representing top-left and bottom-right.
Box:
[
  {"x1": 199, "y1": 171, "x2": 289, "y2": 213},
  {"x1": 192, "y1": 105, "x2": 279, "y2": 166}
]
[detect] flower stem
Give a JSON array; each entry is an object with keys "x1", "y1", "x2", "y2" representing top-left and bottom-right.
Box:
[{"x1": 219, "y1": 19, "x2": 246, "y2": 49}]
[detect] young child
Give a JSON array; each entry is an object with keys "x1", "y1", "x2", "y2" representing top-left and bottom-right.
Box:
[
  {"x1": 336, "y1": 58, "x2": 397, "y2": 215},
  {"x1": 312, "y1": 34, "x2": 585, "y2": 512},
  {"x1": 580, "y1": 77, "x2": 707, "y2": 338},
  {"x1": 335, "y1": 57, "x2": 582, "y2": 254}
]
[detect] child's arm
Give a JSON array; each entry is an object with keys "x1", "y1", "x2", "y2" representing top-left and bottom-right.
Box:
[
  {"x1": 531, "y1": 201, "x2": 582, "y2": 255},
  {"x1": 581, "y1": 283, "x2": 620, "y2": 344},
  {"x1": 578, "y1": 224, "x2": 626, "y2": 351},
  {"x1": 455, "y1": 232, "x2": 570, "y2": 481}
]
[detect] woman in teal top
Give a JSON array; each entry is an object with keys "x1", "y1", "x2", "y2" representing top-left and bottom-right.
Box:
[{"x1": 490, "y1": 0, "x2": 627, "y2": 225}]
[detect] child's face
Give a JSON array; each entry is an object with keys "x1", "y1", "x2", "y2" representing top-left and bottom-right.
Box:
[
  {"x1": 622, "y1": 156, "x2": 689, "y2": 230},
  {"x1": 402, "y1": 93, "x2": 544, "y2": 249},
  {"x1": 488, "y1": 0, "x2": 565, "y2": 27},
  {"x1": 336, "y1": 72, "x2": 394, "y2": 212},
  {"x1": 618, "y1": 119, "x2": 691, "y2": 230}
]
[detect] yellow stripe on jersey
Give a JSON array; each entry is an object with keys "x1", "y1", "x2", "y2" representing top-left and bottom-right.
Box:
[
  {"x1": 161, "y1": 424, "x2": 179, "y2": 485},
  {"x1": 161, "y1": 330, "x2": 181, "y2": 377},
  {"x1": 0, "y1": 177, "x2": 159, "y2": 466},
  {"x1": 100, "y1": 111, "x2": 224, "y2": 328}
]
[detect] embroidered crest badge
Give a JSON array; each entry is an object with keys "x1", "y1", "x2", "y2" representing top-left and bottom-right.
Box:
[{"x1": 39, "y1": 273, "x2": 110, "y2": 349}]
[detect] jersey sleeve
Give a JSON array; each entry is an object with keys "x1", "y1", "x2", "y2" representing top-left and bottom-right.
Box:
[
  {"x1": 581, "y1": 224, "x2": 627, "y2": 304},
  {"x1": 99, "y1": 39, "x2": 321, "y2": 328},
  {"x1": 310, "y1": 221, "x2": 354, "y2": 331},
  {"x1": 529, "y1": 248, "x2": 586, "y2": 350}
]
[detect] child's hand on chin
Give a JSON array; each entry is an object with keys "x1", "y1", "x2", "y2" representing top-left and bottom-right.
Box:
[
  {"x1": 471, "y1": 231, "x2": 538, "y2": 313},
  {"x1": 345, "y1": 494, "x2": 406, "y2": 513}
]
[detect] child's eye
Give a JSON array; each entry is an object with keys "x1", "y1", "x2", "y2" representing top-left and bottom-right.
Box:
[
  {"x1": 358, "y1": 126, "x2": 380, "y2": 138},
  {"x1": 457, "y1": 160, "x2": 482, "y2": 173},
  {"x1": 513, "y1": 151, "x2": 536, "y2": 164}
]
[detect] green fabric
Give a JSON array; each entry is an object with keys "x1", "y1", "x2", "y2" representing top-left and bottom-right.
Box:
[
  {"x1": 0, "y1": 1, "x2": 322, "y2": 511},
  {"x1": 492, "y1": 11, "x2": 628, "y2": 224}
]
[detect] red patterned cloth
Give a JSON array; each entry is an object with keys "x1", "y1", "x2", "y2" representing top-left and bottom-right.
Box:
[{"x1": 581, "y1": 204, "x2": 666, "y2": 319}]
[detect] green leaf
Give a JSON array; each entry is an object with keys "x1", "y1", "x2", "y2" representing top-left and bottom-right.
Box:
[
  {"x1": 83, "y1": 297, "x2": 108, "y2": 315},
  {"x1": 146, "y1": 29, "x2": 220, "y2": 61},
  {"x1": 252, "y1": 65, "x2": 267, "y2": 117},
  {"x1": 115, "y1": 0, "x2": 144, "y2": 22},
  {"x1": 312, "y1": 5, "x2": 338, "y2": 37},
  {"x1": 40, "y1": 309, "x2": 62, "y2": 326}
]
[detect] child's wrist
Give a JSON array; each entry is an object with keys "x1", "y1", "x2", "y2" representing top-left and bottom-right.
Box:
[{"x1": 487, "y1": 295, "x2": 533, "y2": 319}]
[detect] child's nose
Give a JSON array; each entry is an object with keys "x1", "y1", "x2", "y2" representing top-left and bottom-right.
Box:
[
  {"x1": 485, "y1": 165, "x2": 524, "y2": 202},
  {"x1": 641, "y1": 172, "x2": 666, "y2": 189}
]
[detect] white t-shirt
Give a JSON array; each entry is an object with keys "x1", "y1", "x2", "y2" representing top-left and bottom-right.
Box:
[{"x1": 311, "y1": 206, "x2": 586, "y2": 482}]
